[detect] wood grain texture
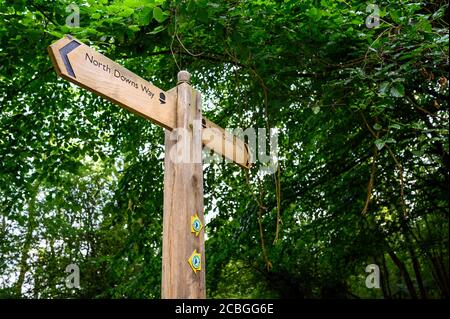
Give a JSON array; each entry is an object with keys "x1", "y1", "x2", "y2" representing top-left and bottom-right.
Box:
[
  {"x1": 162, "y1": 78, "x2": 205, "y2": 299},
  {"x1": 48, "y1": 36, "x2": 176, "y2": 130},
  {"x1": 202, "y1": 118, "x2": 251, "y2": 169}
]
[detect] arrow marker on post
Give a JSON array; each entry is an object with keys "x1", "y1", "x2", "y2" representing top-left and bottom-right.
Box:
[{"x1": 59, "y1": 40, "x2": 81, "y2": 78}]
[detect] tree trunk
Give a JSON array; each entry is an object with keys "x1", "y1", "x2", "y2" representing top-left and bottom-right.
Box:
[
  {"x1": 408, "y1": 245, "x2": 427, "y2": 299},
  {"x1": 375, "y1": 255, "x2": 389, "y2": 299},
  {"x1": 15, "y1": 180, "x2": 40, "y2": 297},
  {"x1": 381, "y1": 254, "x2": 392, "y2": 299},
  {"x1": 388, "y1": 250, "x2": 418, "y2": 299},
  {"x1": 400, "y1": 220, "x2": 427, "y2": 298}
]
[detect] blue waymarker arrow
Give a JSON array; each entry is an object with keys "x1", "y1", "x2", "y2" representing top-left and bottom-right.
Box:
[{"x1": 59, "y1": 40, "x2": 81, "y2": 78}]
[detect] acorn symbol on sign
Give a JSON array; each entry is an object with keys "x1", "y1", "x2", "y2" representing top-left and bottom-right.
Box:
[{"x1": 159, "y1": 92, "x2": 166, "y2": 104}]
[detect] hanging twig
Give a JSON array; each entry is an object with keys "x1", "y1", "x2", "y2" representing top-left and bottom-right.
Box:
[
  {"x1": 169, "y1": 8, "x2": 181, "y2": 71},
  {"x1": 273, "y1": 164, "x2": 282, "y2": 243},
  {"x1": 362, "y1": 140, "x2": 379, "y2": 215},
  {"x1": 245, "y1": 170, "x2": 272, "y2": 271},
  {"x1": 31, "y1": 4, "x2": 59, "y2": 27},
  {"x1": 176, "y1": 32, "x2": 204, "y2": 57},
  {"x1": 361, "y1": 112, "x2": 408, "y2": 216}
]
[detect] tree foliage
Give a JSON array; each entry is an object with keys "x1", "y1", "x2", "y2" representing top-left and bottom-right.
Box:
[{"x1": 0, "y1": 0, "x2": 448, "y2": 298}]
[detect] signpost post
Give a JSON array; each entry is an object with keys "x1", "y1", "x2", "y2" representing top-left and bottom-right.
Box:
[{"x1": 48, "y1": 35, "x2": 251, "y2": 298}]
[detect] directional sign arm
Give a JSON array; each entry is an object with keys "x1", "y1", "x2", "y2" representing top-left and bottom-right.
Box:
[
  {"x1": 201, "y1": 118, "x2": 251, "y2": 169},
  {"x1": 48, "y1": 35, "x2": 251, "y2": 169},
  {"x1": 48, "y1": 35, "x2": 176, "y2": 130}
]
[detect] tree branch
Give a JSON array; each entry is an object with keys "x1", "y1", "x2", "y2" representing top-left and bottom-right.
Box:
[{"x1": 31, "y1": 4, "x2": 59, "y2": 26}]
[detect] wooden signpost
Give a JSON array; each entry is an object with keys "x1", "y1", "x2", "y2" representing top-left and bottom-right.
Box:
[{"x1": 48, "y1": 35, "x2": 251, "y2": 298}]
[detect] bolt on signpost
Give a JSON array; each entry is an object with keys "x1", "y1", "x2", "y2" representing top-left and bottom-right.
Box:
[{"x1": 48, "y1": 35, "x2": 251, "y2": 298}]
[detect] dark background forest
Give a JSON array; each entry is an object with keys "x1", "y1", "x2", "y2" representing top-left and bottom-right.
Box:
[{"x1": 0, "y1": 0, "x2": 448, "y2": 298}]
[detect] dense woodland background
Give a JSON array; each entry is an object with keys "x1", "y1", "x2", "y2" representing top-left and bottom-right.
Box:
[{"x1": 0, "y1": 0, "x2": 448, "y2": 298}]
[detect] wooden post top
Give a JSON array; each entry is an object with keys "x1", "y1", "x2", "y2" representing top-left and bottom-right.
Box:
[{"x1": 177, "y1": 70, "x2": 191, "y2": 84}]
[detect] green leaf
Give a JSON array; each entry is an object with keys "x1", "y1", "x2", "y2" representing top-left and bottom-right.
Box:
[
  {"x1": 432, "y1": 5, "x2": 447, "y2": 20},
  {"x1": 390, "y1": 10, "x2": 401, "y2": 24},
  {"x1": 148, "y1": 25, "x2": 166, "y2": 35},
  {"x1": 128, "y1": 25, "x2": 140, "y2": 32},
  {"x1": 153, "y1": 7, "x2": 167, "y2": 23},
  {"x1": 60, "y1": 25, "x2": 71, "y2": 33},
  {"x1": 411, "y1": 150, "x2": 424, "y2": 157},
  {"x1": 196, "y1": 6, "x2": 209, "y2": 23},
  {"x1": 385, "y1": 138, "x2": 396, "y2": 144},
  {"x1": 373, "y1": 123, "x2": 382, "y2": 131},
  {"x1": 308, "y1": 7, "x2": 323, "y2": 22},
  {"x1": 374, "y1": 139, "x2": 385, "y2": 150},
  {"x1": 379, "y1": 82, "x2": 390, "y2": 95},
  {"x1": 138, "y1": 7, "x2": 152, "y2": 26},
  {"x1": 390, "y1": 83, "x2": 405, "y2": 97},
  {"x1": 417, "y1": 20, "x2": 432, "y2": 33},
  {"x1": 124, "y1": 0, "x2": 142, "y2": 7},
  {"x1": 118, "y1": 7, "x2": 135, "y2": 18},
  {"x1": 47, "y1": 30, "x2": 64, "y2": 38}
]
